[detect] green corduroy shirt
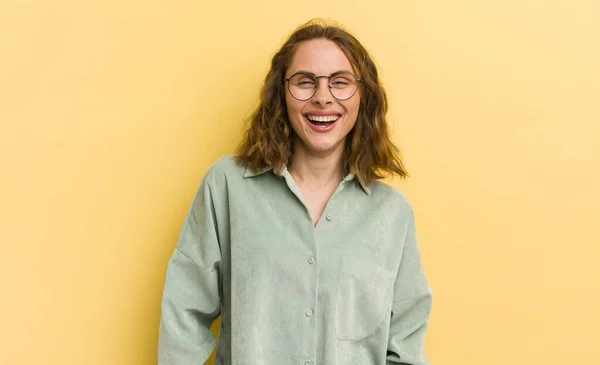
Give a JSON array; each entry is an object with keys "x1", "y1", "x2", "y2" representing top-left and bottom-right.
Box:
[{"x1": 158, "y1": 155, "x2": 433, "y2": 365}]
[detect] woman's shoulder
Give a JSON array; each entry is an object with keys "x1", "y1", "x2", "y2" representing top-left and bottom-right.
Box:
[
  {"x1": 208, "y1": 154, "x2": 244, "y2": 172},
  {"x1": 367, "y1": 180, "x2": 414, "y2": 213},
  {"x1": 202, "y1": 154, "x2": 246, "y2": 183}
]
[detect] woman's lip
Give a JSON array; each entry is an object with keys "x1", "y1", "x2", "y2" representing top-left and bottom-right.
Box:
[
  {"x1": 304, "y1": 114, "x2": 341, "y2": 133},
  {"x1": 304, "y1": 112, "x2": 342, "y2": 117}
]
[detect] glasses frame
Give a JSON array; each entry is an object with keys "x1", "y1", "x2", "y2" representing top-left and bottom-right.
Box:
[{"x1": 284, "y1": 71, "x2": 362, "y2": 101}]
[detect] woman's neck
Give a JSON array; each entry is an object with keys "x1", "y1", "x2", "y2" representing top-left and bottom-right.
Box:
[{"x1": 287, "y1": 142, "x2": 345, "y2": 190}]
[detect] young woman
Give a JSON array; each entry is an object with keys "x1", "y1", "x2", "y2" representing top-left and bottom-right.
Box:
[{"x1": 158, "y1": 20, "x2": 433, "y2": 365}]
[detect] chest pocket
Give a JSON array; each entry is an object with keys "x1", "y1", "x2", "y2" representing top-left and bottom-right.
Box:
[{"x1": 334, "y1": 255, "x2": 395, "y2": 341}]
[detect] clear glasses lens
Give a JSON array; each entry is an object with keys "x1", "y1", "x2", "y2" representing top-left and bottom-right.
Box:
[{"x1": 288, "y1": 73, "x2": 358, "y2": 101}]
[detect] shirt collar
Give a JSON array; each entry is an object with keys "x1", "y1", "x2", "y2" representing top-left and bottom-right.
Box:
[{"x1": 243, "y1": 166, "x2": 371, "y2": 195}]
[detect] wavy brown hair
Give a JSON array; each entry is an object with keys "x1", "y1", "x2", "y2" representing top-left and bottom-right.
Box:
[{"x1": 235, "y1": 19, "x2": 408, "y2": 185}]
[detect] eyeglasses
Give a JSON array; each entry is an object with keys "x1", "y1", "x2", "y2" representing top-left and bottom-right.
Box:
[{"x1": 284, "y1": 71, "x2": 362, "y2": 101}]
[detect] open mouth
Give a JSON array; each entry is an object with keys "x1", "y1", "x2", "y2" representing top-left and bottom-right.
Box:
[{"x1": 304, "y1": 114, "x2": 341, "y2": 127}]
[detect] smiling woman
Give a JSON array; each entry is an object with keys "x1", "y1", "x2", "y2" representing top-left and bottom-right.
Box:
[
  {"x1": 285, "y1": 38, "x2": 362, "y2": 161},
  {"x1": 236, "y1": 21, "x2": 408, "y2": 189},
  {"x1": 158, "y1": 19, "x2": 433, "y2": 365}
]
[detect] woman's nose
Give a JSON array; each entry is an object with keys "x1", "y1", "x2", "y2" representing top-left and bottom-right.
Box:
[{"x1": 311, "y1": 78, "x2": 333, "y2": 105}]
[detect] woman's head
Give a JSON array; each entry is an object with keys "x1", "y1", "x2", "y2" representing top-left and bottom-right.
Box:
[
  {"x1": 284, "y1": 38, "x2": 361, "y2": 162},
  {"x1": 236, "y1": 19, "x2": 408, "y2": 184}
]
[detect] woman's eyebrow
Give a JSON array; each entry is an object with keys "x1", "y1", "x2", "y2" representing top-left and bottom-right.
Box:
[{"x1": 293, "y1": 70, "x2": 354, "y2": 76}]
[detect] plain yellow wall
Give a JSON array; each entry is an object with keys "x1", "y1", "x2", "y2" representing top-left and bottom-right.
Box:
[{"x1": 1, "y1": 1, "x2": 599, "y2": 364}]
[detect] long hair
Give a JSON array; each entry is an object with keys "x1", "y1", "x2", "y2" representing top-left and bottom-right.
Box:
[{"x1": 235, "y1": 19, "x2": 408, "y2": 185}]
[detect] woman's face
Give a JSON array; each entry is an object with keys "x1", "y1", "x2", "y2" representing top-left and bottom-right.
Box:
[{"x1": 284, "y1": 38, "x2": 361, "y2": 158}]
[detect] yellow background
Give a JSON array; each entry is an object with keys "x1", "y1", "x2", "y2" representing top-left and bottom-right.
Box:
[{"x1": 1, "y1": 1, "x2": 599, "y2": 364}]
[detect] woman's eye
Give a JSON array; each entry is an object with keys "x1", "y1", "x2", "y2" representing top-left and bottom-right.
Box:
[
  {"x1": 296, "y1": 81, "x2": 316, "y2": 88},
  {"x1": 331, "y1": 79, "x2": 351, "y2": 87}
]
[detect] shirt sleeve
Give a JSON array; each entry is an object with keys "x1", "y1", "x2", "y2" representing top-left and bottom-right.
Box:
[
  {"x1": 387, "y1": 208, "x2": 433, "y2": 365},
  {"x1": 158, "y1": 175, "x2": 222, "y2": 365}
]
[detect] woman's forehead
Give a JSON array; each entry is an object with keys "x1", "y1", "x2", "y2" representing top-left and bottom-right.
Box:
[{"x1": 288, "y1": 39, "x2": 354, "y2": 75}]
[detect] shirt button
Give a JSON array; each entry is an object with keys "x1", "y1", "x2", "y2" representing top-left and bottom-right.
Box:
[
  {"x1": 325, "y1": 213, "x2": 333, "y2": 221},
  {"x1": 305, "y1": 309, "x2": 313, "y2": 317},
  {"x1": 307, "y1": 256, "x2": 315, "y2": 264}
]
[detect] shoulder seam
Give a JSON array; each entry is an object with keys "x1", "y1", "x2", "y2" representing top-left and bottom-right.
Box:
[{"x1": 175, "y1": 247, "x2": 217, "y2": 274}]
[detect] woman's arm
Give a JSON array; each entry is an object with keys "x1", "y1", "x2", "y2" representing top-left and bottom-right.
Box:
[
  {"x1": 158, "y1": 175, "x2": 222, "y2": 365},
  {"x1": 387, "y1": 209, "x2": 433, "y2": 365}
]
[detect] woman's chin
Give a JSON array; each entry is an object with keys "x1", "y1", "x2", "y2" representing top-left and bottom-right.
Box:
[{"x1": 298, "y1": 138, "x2": 344, "y2": 156}]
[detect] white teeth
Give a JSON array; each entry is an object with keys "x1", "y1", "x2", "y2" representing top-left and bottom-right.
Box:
[{"x1": 306, "y1": 115, "x2": 339, "y2": 122}]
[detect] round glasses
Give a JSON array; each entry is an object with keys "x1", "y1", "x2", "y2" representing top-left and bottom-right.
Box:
[{"x1": 284, "y1": 71, "x2": 361, "y2": 101}]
